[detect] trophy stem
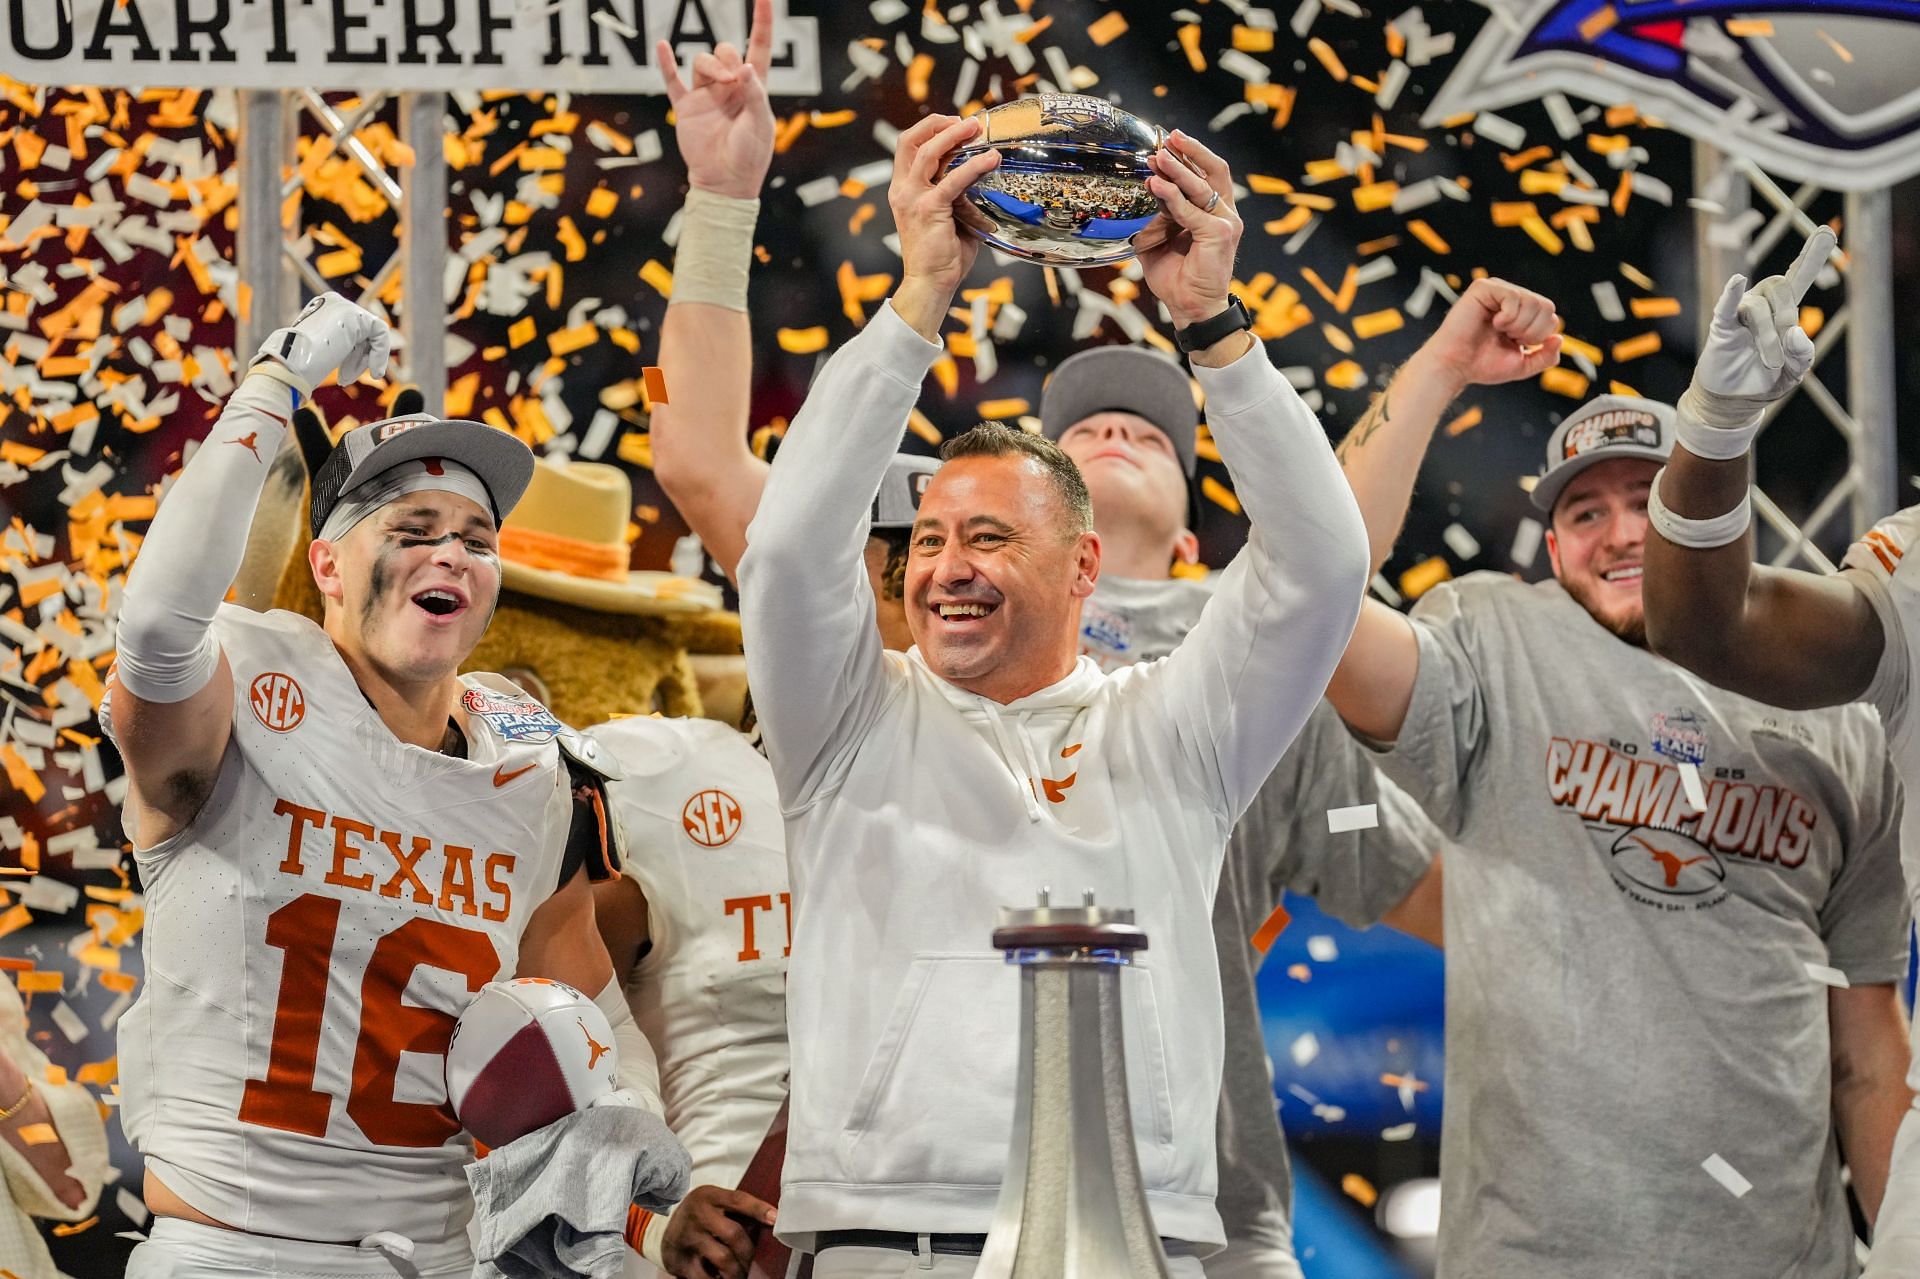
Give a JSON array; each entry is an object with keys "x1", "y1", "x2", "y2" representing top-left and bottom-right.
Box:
[{"x1": 975, "y1": 892, "x2": 1174, "y2": 1279}]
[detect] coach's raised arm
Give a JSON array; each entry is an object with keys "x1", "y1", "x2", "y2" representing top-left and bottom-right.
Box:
[{"x1": 736, "y1": 115, "x2": 1368, "y2": 1271}]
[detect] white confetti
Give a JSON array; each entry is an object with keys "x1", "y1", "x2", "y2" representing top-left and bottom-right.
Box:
[
  {"x1": 117, "y1": 1187, "x2": 150, "y2": 1227},
  {"x1": 1803, "y1": 962, "x2": 1850, "y2": 988},
  {"x1": 50, "y1": 1000, "x2": 87, "y2": 1043},
  {"x1": 1443, "y1": 523, "x2": 1481, "y2": 560},
  {"x1": 1290, "y1": 1032, "x2": 1320, "y2": 1066},
  {"x1": 1471, "y1": 112, "x2": 1528, "y2": 150},
  {"x1": 1382, "y1": 1122, "x2": 1417, "y2": 1141},
  {"x1": 1510, "y1": 517, "x2": 1543, "y2": 569},
  {"x1": 1701, "y1": 1153, "x2": 1752, "y2": 1198},
  {"x1": 1592, "y1": 280, "x2": 1626, "y2": 323},
  {"x1": 1307, "y1": 935, "x2": 1340, "y2": 962},
  {"x1": 1327, "y1": 804, "x2": 1379, "y2": 834}
]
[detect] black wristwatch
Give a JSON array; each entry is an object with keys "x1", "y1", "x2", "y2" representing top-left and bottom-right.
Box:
[{"x1": 1174, "y1": 297, "x2": 1254, "y2": 353}]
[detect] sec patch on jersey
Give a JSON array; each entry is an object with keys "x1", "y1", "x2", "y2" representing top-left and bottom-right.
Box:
[{"x1": 446, "y1": 978, "x2": 617, "y2": 1148}]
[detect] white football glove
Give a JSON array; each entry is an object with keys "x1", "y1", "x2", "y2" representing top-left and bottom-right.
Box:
[
  {"x1": 249, "y1": 292, "x2": 392, "y2": 398},
  {"x1": 1676, "y1": 226, "x2": 1832, "y2": 456}
]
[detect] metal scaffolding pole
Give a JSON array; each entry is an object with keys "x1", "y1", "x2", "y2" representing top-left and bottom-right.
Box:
[
  {"x1": 236, "y1": 90, "x2": 290, "y2": 360},
  {"x1": 1845, "y1": 187, "x2": 1899, "y2": 530},
  {"x1": 400, "y1": 93, "x2": 449, "y2": 414}
]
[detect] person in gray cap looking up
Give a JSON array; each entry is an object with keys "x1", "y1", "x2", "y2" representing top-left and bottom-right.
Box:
[{"x1": 1325, "y1": 312, "x2": 1912, "y2": 1279}]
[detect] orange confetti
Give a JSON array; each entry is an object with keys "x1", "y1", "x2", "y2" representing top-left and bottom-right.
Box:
[
  {"x1": 777, "y1": 326, "x2": 830, "y2": 355},
  {"x1": 1342, "y1": 1174, "x2": 1379, "y2": 1208},
  {"x1": 1233, "y1": 25, "x2": 1275, "y2": 52},
  {"x1": 1444, "y1": 407, "x2": 1483, "y2": 437},
  {"x1": 639, "y1": 259, "x2": 674, "y2": 298},
  {"x1": 1629, "y1": 296, "x2": 1682, "y2": 319},
  {"x1": 643, "y1": 366, "x2": 670, "y2": 406},
  {"x1": 1611, "y1": 332, "x2": 1662, "y2": 362},
  {"x1": 1202, "y1": 475, "x2": 1241, "y2": 515},
  {"x1": 1251, "y1": 902, "x2": 1291, "y2": 955},
  {"x1": 1578, "y1": 4, "x2": 1618, "y2": 39},
  {"x1": 1353, "y1": 309, "x2": 1404, "y2": 340},
  {"x1": 1407, "y1": 220, "x2": 1450, "y2": 254},
  {"x1": 1541, "y1": 366, "x2": 1592, "y2": 399},
  {"x1": 1177, "y1": 24, "x2": 1205, "y2": 71},
  {"x1": 1325, "y1": 359, "x2": 1367, "y2": 389},
  {"x1": 977, "y1": 398, "x2": 1031, "y2": 420},
  {"x1": 507, "y1": 316, "x2": 537, "y2": 349},
  {"x1": 1307, "y1": 37, "x2": 1348, "y2": 81},
  {"x1": 1399, "y1": 556, "x2": 1451, "y2": 600},
  {"x1": 1088, "y1": 11, "x2": 1128, "y2": 45}
]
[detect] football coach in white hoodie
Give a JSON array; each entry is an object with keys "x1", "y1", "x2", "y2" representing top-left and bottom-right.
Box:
[{"x1": 736, "y1": 114, "x2": 1370, "y2": 1278}]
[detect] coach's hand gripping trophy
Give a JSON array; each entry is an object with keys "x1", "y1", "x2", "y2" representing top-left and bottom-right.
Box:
[{"x1": 975, "y1": 891, "x2": 1174, "y2": 1279}]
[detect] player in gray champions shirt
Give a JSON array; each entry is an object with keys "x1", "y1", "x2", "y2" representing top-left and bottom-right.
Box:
[
  {"x1": 1639, "y1": 229, "x2": 1918, "y2": 1277},
  {"x1": 1327, "y1": 309, "x2": 1912, "y2": 1279},
  {"x1": 1035, "y1": 277, "x2": 1561, "y2": 1277}
]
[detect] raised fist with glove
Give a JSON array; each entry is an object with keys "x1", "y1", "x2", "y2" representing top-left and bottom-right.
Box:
[
  {"x1": 1676, "y1": 226, "x2": 1834, "y2": 461},
  {"x1": 248, "y1": 291, "x2": 393, "y2": 401}
]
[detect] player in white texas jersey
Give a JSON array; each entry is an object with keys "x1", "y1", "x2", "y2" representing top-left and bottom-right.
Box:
[
  {"x1": 105, "y1": 294, "x2": 660, "y2": 1278},
  {"x1": 590, "y1": 714, "x2": 788, "y2": 1279},
  {"x1": 1643, "y1": 227, "x2": 1919, "y2": 1276}
]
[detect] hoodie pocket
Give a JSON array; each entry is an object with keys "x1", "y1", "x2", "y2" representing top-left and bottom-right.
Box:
[{"x1": 840, "y1": 953, "x2": 1177, "y2": 1186}]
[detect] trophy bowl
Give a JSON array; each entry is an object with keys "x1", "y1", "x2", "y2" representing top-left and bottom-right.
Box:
[{"x1": 946, "y1": 94, "x2": 1168, "y2": 269}]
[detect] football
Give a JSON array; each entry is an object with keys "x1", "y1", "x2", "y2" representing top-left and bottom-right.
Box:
[{"x1": 445, "y1": 978, "x2": 618, "y2": 1149}]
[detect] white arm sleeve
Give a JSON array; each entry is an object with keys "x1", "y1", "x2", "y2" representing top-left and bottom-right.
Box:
[
  {"x1": 593, "y1": 975, "x2": 665, "y2": 1119},
  {"x1": 1143, "y1": 338, "x2": 1370, "y2": 822},
  {"x1": 113, "y1": 369, "x2": 302, "y2": 703},
  {"x1": 737, "y1": 302, "x2": 942, "y2": 807}
]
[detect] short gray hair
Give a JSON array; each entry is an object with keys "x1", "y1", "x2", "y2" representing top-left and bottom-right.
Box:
[{"x1": 938, "y1": 422, "x2": 1094, "y2": 536}]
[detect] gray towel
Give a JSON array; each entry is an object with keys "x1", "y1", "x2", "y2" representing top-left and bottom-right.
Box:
[{"x1": 466, "y1": 1104, "x2": 691, "y2": 1279}]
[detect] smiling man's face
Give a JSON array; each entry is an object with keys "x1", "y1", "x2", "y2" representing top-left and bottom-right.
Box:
[
  {"x1": 1547, "y1": 457, "x2": 1659, "y2": 646},
  {"x1": 314, "y1": 490, "x2": 502, "y2": 684},
  {"x1": 905, "y1": 453, "x2": 1099, "y2": 703}
]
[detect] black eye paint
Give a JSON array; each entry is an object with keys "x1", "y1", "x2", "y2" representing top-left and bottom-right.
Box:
[
  {"x1": 362, "y1": 542, "x2": 395, "y2": 628},
  {"x1": 394, "y1": 530, "x2": 498, "y2": 557}
]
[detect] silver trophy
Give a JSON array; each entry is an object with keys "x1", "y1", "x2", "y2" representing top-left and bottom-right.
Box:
[
  {"x1": 974, "y1": 890, "x2": 1174, "y2": 1279},
  {"x1": 947, "y1": 94, "x2": 1168, "y2": 269}
]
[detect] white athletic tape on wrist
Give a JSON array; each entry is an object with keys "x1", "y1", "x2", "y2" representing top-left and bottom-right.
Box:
[
  {"x1": 1648, "y1": 467, "x2": 1751, "y2": 550},
  {"x1": 245, "y1": 359, "x2": 311, "y2": 405},
  {"x1": 668, "y1": 188, "x2": 760, "y2": 312},
  {"x1": 1673, "y1": 387, "x2": 1762, "y2": 460}
]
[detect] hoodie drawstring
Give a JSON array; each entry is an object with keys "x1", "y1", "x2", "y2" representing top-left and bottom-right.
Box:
[{"x1": 983, "y1": 702, "x2": 1048, "y2": 823}]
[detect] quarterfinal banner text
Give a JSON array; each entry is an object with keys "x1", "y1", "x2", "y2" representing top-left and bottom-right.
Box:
[{"x1": 0, "y1": 0, "x2": 822, "y2": 94}]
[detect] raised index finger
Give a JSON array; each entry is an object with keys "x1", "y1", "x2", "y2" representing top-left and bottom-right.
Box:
[
  {"x1": 745, "y1": 0, "x2": 775, "y2": 77},
  {"x1": 1785, "y1": 225, "x2": 1836, "y2": 307}
]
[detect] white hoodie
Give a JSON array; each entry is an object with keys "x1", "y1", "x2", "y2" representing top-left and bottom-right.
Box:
[{"x1": 738, "y1": 302, "x2": 1368, "y2": 1251}]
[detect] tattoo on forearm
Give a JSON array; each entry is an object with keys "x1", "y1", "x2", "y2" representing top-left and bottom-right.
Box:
[{"x1": 1336, "y1": 390, "x2": 1392, "y2": 461}]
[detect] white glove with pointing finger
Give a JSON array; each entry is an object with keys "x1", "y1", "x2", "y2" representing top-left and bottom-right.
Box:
[
  {"x1": 1677, "y1": 227, "x2": 1831, "y2": 454},
  {"x1": 249, "y1": 292, "x2": 393, "y2": 399}
]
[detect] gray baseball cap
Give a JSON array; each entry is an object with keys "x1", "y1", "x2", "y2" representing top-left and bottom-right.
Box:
[
  {"x1": 1530, "y1": 394, "x2": 1675, "y2": 514},
  {"x1": 1040, "y1": 345, "x2": 1199, "y2": 476},
  {"x1": 874, "y1": 453, "x2": 940, "y2": 531},
  {"x1": 309, "y1": 414, "x2": 535, "y2": 539}
]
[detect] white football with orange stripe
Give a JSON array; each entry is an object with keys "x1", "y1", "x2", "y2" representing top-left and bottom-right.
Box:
[{"x1": 446, "y1": 978, "x2": 617, "y2": 1149}]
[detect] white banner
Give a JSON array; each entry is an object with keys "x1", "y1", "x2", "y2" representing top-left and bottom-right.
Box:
[{"x1": 0, "y1": 0, "x2": 821, "y2": 94}]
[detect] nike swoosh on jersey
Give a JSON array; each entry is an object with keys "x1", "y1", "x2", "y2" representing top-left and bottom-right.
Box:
[{"x1": 493, "y1": 763, "x2": 538, "y2": 787}]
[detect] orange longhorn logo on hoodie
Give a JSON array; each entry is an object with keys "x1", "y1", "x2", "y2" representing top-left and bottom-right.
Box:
[{"x1": 1038, "y1": 743, "x2": 1082, "y2": 804}]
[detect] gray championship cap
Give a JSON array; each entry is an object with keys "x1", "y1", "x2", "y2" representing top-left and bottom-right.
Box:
[
  {"x1": 309, "y1": 414, "x2": 536, "y2": 539},
  {"x1": 1530, "y1": 394, "x2": 1675, "y2": 514},
  {"x1": 874, "y1": 453, "x2": 940, "y2": 531},
  {"x1": 1040, "y1": 345, "x2": 1199, "y2": 476}
]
